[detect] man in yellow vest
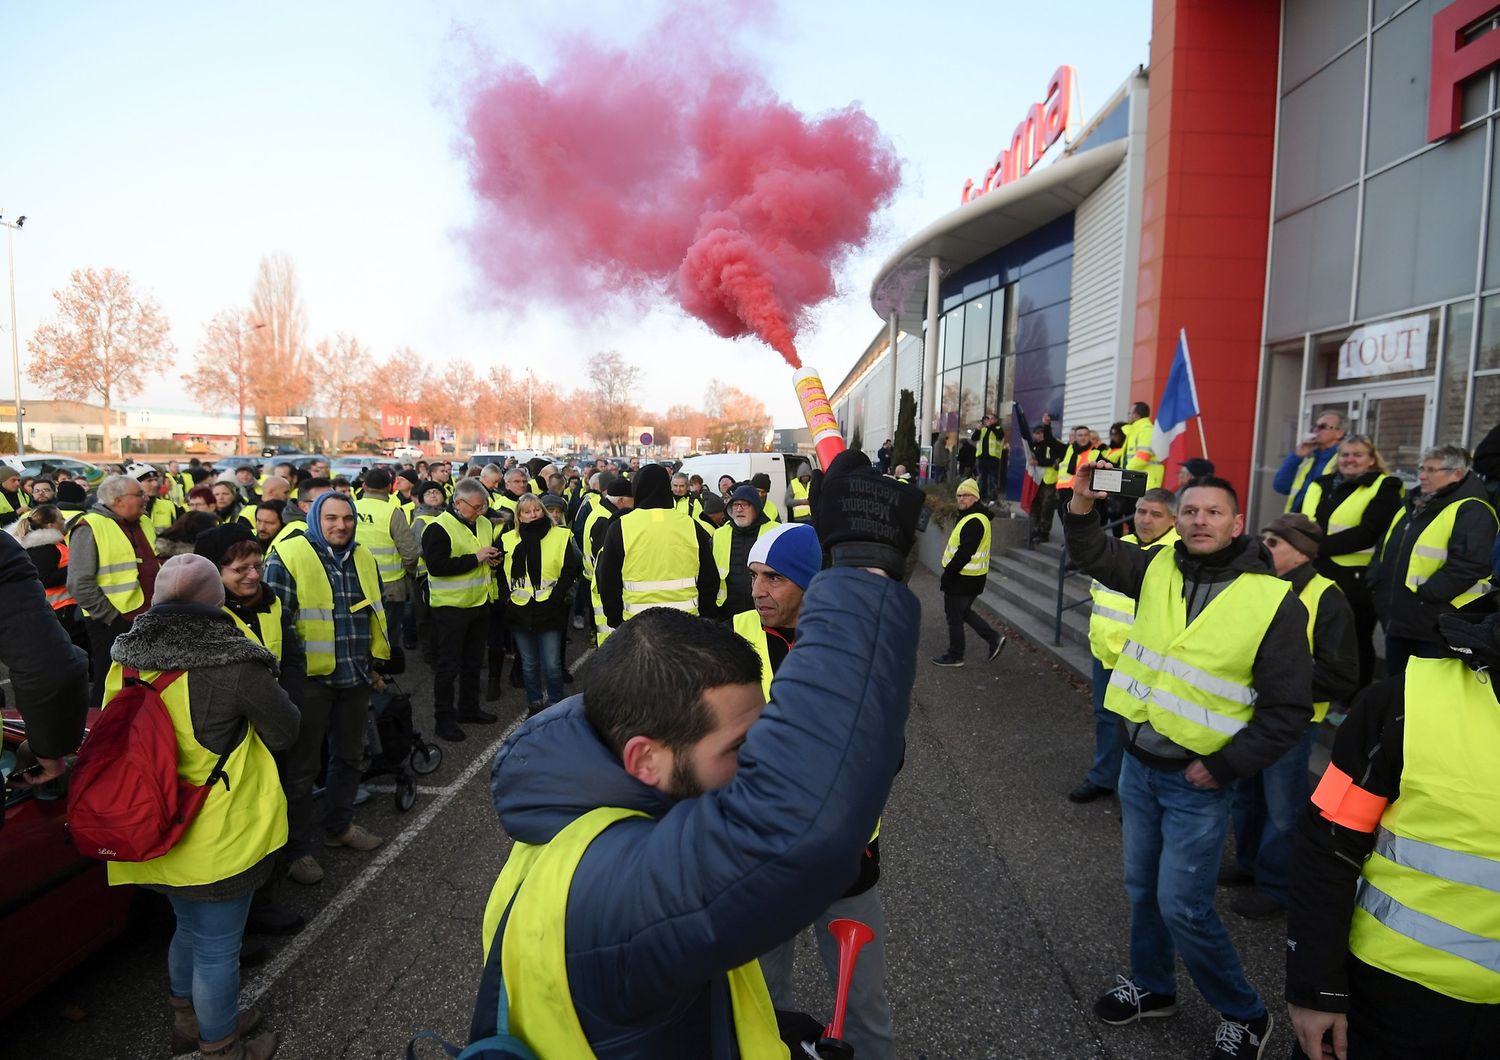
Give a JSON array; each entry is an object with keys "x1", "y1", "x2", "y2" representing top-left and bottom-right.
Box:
[
  {"x1": 1055, "y1": 424, "x2": 1103, "y2": 513},
  {"x1": 127, "y1": 463, "x2": 181, "y2": 533},
  {"x1": 354, "y1": 469, "x2": 421, "y2": 658},
  {"x1": 970, "y1": 411, "x2": 1007, "y2": 502},
  {"x1": 1072, "y1": 487, "x2": 1180, "y2": 804},
  {"x1": 66, "y1": 474, "x2": 161, "y2": 708},
  {"x1": 420, "y1": 478, "x2": 502, "y2": 742},
  {"x1": 1225, "y1": 514, "x2": 1357, "y2": 923},
  {"x1": 1272, "y1": 410, "x2": 1344, "y2": 513},
  {"x1": 750, "y1": 472, "x2": 783, "y2": 523},
  {"x1": 594, "y1": 465, "x2": 718, "y2": 630},
  {"x1": 671, "y1": 472, "x2": 699, "y2": 518},
  {"x1": 789, "y1": 464, "x2": 813, "y2": 522},
  {"x1": 1065, "y1": 461, "x2": 1313, "y2": 1058},
  {"x1": 713, "y1": 484, "x2": 775, "y2": 615},
  {"x1": 1123, "y1": 401, "x2": 1165, "y2": 491},
  {"x1": 263, "y1": 491, "x2": 390, "y2": 886},
  {"x1": 470, "y1": 448, "x2": 922, "y2": 1056},
  {"x1": 0, "y1": 462, "x2": 26, "y2": 528},
  {"x1": 1368, "y1": 443, "x2": 1497, "y2": 676},
  {"x1": 1026, "y1": 417, "x2": 1066, "y2": 545},
  {"x1": 1286, "y1": 605, "x2": 1500, "y2": 1060},
  {"x1": 931, "y1": 478, "x2": 1005, "y2": 667},
  {"x1": 577, "y1": 476, "x2": 632, "y2": 645}
]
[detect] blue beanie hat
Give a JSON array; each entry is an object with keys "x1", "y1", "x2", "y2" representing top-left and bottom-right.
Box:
[
  {"x1": 728, "y1": 484, "x2": 764, "y2": 513},
  {"x1": 747, "y1": 523, "x2": 821, "y2": 591}
]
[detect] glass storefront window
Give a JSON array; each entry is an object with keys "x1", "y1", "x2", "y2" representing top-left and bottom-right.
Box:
[
  {"x1": 1478, "y1": 293, "x2": 1500, "y2": 371},
  {"x1": 940, "y1": 369, "x2": 960, "y2": 432},
  {"x1": 1470, "y1": 373, "x2": 1500, "y2": 446},
  {"x1": 986, "y1": 356, "x2": 1005, "y2": 419},
  {"x1": 1311, "y1": 309, "x2": 1439, "y2": 388},
  {"x1": 959, "y1": 361, "x2": 986, "y2": 429},
  {"x1": 1439, "y1": 300, "x2": 1475, "y2": 446},
  {"x1": 962, "y1": 297, "x2": 991, "y2": 365},
  {"x1": 941, "y1": 307, "x2": 964, "y2": 375}
]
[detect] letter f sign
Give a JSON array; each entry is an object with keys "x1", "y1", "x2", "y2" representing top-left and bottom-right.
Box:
[{"x1": 1430, "y1": 0, "x2": 1500, "y2": 141}]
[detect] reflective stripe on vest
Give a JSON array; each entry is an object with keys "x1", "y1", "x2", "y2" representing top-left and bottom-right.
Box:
[
  {"x1": 1123, "y1": 418, "x2": 1164, "y2": 490},
  {"x1": 105, "y1": 662, "x2": 287, "y2": 890},
  {"x1": 1056, "y1": 446, "x2": 1102, "y2": 490},
  {"x1": 1298, "y1": 572, "x2": 1336, "y2": 723},
  {"x1": 975, "y1": 425, "x2": 1005, "y2": 458},
  {"x1": 1300, "y1": 475, "x2": 1397, "y2": 567},
  {"x1": 73, "y1": 512, "x2": 156, "y2": 618},
  {"x1": 1086, "y1": 531, "x2": 1179, "y2": 667},
  {"x1": 1348, "y1": 657, "x2": 1500, "y2": 1002},
  {"x1": 274, "y1": 535, "x2": 389, "y2": 676},
  {"x1": 712, "y1": 519, "x2": 775, "y2": 608},
  {"x1": 733, "y1": 608, "x2": 774, "y2": 700},
  {"x1": 354, "y1": 495, "x2": 404, "y2": 584},
  {"x1": 224, "y1": 595, "x2": 285, "y2": 662},
  {"x1": 479, "y1": 806, "x2": 786, "y2": 1058},
  {"x1": 499, "y1": 525, "x2": 569, "y2": 606},
  {"x1": 620, "y1": 508, "x2": 701, "y2": 619},
  {"x1": 1382, "y1": 496, "x2": 1497, "y2": 606},
  {"x1": 942, "y1": 510, "x2": 992, "y2": 576},
  {"x1": 410, "y1": 513, "x2": 432, "y2": 576},
  {"x1": 44, "y1": 542, "x2": 77, "y2": 611},
  {"x1": 789, "y1": 478, "x2": 811, "y2": 519},
  {"x1": 1104, "y1": 547, "x2": 1289, "y2": 755},
  {"x1": 426, "y1": 510, "x2": 496, "y2": 609}
]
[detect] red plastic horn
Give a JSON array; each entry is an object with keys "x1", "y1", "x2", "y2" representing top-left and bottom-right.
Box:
[{"x1": 823, "y1": 917, "x2": 875, "y2": 1041}]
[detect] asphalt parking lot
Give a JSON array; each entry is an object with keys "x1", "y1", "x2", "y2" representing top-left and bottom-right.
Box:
[{"x1": 2, "y1": 568, "x2": 1292, "y2": 1059}]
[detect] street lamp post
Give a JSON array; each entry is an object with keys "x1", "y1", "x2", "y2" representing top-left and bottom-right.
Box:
[{"x1": 1, "y1": 212, "x2": 25, "y2": 455}]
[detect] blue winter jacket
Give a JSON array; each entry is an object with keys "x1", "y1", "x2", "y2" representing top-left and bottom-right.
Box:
[{"x1": 476, "y1": 568, "x2": 919, "y2": 1057}]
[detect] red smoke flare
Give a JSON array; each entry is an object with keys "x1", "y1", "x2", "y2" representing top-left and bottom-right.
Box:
[{"x1": 460, "y1": 13, "x2": 900, "y2": 369}]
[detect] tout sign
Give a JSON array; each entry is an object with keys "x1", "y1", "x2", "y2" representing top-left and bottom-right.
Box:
[
  {"x1": 1336, "y1": 315, "x2": 1430, "y2": 380},
  {"x1": 961, "y1": 66, "x2": 1080, "y2": 204}
]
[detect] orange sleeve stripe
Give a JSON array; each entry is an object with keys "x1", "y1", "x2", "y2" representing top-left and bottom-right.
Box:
[{"x1": 1311, "y1": 763, "x2": 1387, "y2": 832}]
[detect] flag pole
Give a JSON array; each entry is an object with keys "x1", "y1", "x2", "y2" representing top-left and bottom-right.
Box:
[{"x1": 1180, "y1": 328, "x2": 1209, "y2": 459}]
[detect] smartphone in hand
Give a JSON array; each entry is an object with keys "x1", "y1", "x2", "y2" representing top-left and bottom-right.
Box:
[{"x1": 1089, "y1": 467, "x2": 1148, "y2": 499}]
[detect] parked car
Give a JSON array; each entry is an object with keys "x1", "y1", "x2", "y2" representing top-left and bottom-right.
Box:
[
  {"x1": 392, "y1": 446, "x2": 424, "y2": 463},
  {"x1": 1, "y1": 454, "x2": 106, "y2": 487},
  {"x1": 330, "y1": 455, "x2": 394, "y2": 479},
  {"x1": 211, "y1": 455, "x2": 264, "y2": 475},
  {"x1": 1, "y1": 707, "x2": 139, "y2": 1019}
]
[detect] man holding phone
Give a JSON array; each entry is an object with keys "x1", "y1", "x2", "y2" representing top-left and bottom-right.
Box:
[{"x1": 1063, "y1": 460, "x2": 1314, "y2": 1060}]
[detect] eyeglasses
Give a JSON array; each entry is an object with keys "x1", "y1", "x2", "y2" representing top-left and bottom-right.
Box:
[
  {"x1": 1418, "y1": 464, "x2": 1462, "y2": 476},
  {"x1": 227, "y1": 563, "x2": 263, "y2": 576},
  {"x1": 1314, "y1": 421, "x2": 1340, "y2": 431}
]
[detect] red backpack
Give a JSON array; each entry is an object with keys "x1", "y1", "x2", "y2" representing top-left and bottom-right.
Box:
[{"x1": 67, "y1": 668, "x2": 234, "y2": 863}]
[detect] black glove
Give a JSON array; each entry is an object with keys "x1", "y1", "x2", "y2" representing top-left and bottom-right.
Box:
[
  {"x1": 774, "y1": 1009, "x2": 824, "y2": 1053},
  {"x1": 812, "y1": 449, "x2": 924, "y2": 580}
]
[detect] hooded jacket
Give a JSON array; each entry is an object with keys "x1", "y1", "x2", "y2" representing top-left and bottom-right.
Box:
[
  {"x1": 721, "y1": 501, "x2": 771, "y2": 617},
  {"x1": 0, "y1": 530, "x2": 89, "y2": 758},
  {"x1": 13, "y1": 522, "x2": 68, "y2": 593},
  {"x1": 594, "y1": 465, "x2": 719, "y2": 626},
  {"x1": 1367, "y1": 472, "x2": 1497, "y2": 644},
  {"x1": 477, "y1": 569, "x2": 918, "y2": 1056},
  {"x1": 1063, "y1": 506, "x2": 1313, "y2": 784}
]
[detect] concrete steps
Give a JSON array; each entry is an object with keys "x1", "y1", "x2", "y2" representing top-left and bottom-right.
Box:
[{"x1": 976, "y1": 523, "x2": 1095, "y2": 682}]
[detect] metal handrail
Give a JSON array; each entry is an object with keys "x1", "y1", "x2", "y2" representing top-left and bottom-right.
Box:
[{"x1": 1053, "y1": 513, "x2": 1132, "y2": 645}]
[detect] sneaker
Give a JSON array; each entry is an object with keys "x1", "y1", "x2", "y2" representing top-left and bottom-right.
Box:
[
  {"x1": 324, "y1": 824, "x2": 383, "y2": 851},
  {"x1": 986, "y1": 636, "x2": 1007, "y2": 662},
  {"x1": 287, "y1": 855, "x2": 324, "y2": 886},
  {"x1": 1093, "y1": 975, "x2": 1178, "y2": 1025},
  {"x1": 457, "y1": 708, "x2": 499, "y2": 724},
  {"x1": 930, "y1": 653, "x2": 964, "y2": 668},
  {"x1": 435, "y1": 718, "x2": 467, "y2": 742},
  {"x1": 1210, "y1": 1012, "x2": 1273, "y2": 1059},
  {"x1": 1231, "y1": 890, "x2": 1286, "y2": 920},
  {"x1": 1068, "y1": 779, "x2": 1113, "y2": 803}
]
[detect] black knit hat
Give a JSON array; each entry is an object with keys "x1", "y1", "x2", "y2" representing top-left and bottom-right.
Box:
[
  {"x1": 699, "y1": 491, "x2": 726, "y2": 515},
  {"x1": 416, "y1": 480, "x2": 446, "y2": 503},
  {"x1": 396, "y1": 468, "x2": 420, "y2": 487},
  {"x1": 605, "y1": 478, "x2": 633, "y2": 499},
  {"x1": 194, "y1": 521, "x2": 256, "y2": 568},
  {"x1": 750, "y1": 472, "x2": 772, "y2": 492}
]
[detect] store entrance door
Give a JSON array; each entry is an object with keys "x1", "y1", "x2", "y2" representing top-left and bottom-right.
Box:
[{"x1": 1304, "y1": 383, "x2": 1431, "y2": 484}]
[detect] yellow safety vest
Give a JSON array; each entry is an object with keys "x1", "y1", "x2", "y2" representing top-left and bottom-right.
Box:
[
  {"x1": 479, "y1": 806, "x2": 787, "y2": 1058},
  {"x1": 1284, "y1": 454, "x2": 1322, "y2": 514},
  {"x1": 1348, "y1": 657, "x2": 1500, "y2": 1003},
  {"x1": 355, "y1": 495, "x2": 404, "y2": 586},
  {"x1": 673, "y1": 494, "x2": 699, "y2": 518},
  {"x1": 105, "y1": 663, "x2": 286, "y2": 889},
  {"x1": 1300, "y1": 474, "x2": 1400, "y2": 568},
  {"x1": 500, "y1": 525, "x2": 569, "y2": 606},
  {"x1": 789, "y1": 478, "x2": 812, "y2": 520},
  {"x1": 1102, "y1": 447, "x2": 1125, "y2": 468},
  {"x1": 1105, "y1": 547, "x2": 1291, "y2": 754},
  {"x1": 762, "y1": 496, "x2": 782, "y2": 523},
  {"x1": 1382, "y1": 495, "x2": 1497, "y2": 607},
  {"x1": 491, "y1": 492, "x2": 518, "y2": 519},
  {"x1": 974, "y1": 425, "x2": 1005, "y2": 459},
  {"x1": 942, "y1": 510, "x2": 992, "y2": 576},
  {"x1": 148, "y1": 497, "x2": 178, "y2": 533},
  {"x1": 426, "y1": 510, "x2": 497, "y2": 609},
  {"x1": 733, "y1": 609, "x2": 775, "y2": 700},
  {"x1": 582, "y1": 504, "x2": 616, "y2": 645},
  {"x1": 712, "y1": 519, "x2": 775, "y2": 609},
  {"x1": 1123, "y1": 417, "x2": 1164, "y2": 490},
  {"x1": 410, "y1": 512, "x2": 434, "y2": 577},
  {"x1": 273, "y1": 534, "x2": 389, "y2": 676},
  {"x1": 619, "y1": 508, "x2": 701, "y2": 620},
  {"x1": 1056, "y1": 446, "x2": 1102, "y2": 490},
  {"x1": 73, "y1": 512, "x2": 157, "y2": 618},
  {"x1": 1297, "y1": 572, "x2": 1336, "y2": 723},
  {"x1": 268, "y1": 519, "x2": 306, "y2": 557},
  {"x1": 1087, "y1": 530, "x2": 1180, "y2": 668},
  {"x1": 224, "y1": 594, "x2": 285, "y2": 663}
]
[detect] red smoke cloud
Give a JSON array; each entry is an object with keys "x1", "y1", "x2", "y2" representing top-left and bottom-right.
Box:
[{"x1": 460, "y1": 13, "x2": 901, "y2": 368}]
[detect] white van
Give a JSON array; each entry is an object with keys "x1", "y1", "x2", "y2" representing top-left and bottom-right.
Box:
[
  {"x1": 676, "y1": 452, "x2": 815, "y2": 514},
  {"x1": 465, "y1": 450, "x2": 543, "y2": 471}
]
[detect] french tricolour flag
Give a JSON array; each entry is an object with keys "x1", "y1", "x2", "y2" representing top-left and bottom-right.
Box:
[{"x1": 1151, "y1": 329, "x2": 1203, "y2": 457}]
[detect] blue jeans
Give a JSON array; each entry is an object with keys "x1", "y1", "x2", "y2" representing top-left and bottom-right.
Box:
[
  {"x1": 1231, "y1": 725, "x2": 1315, "y2": 904},
  {"x1": 1118, "y1": 754, "x2": 1264, "y2": 1021},
  {"x1": 1086, "y1": 659, "x2": 1124, "y2": 789},
  {"x1": 167, "y1": 892, "x2": 254, "y2": 1041},
  {"x1": 514, "y1": 628, "x2": 564, "y2": 705}
]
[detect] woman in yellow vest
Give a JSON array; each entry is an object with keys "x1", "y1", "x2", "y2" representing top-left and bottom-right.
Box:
[
  {"x1": 1300, "y1": 435, "x2": 1404, "y2": 689},
  {"x1": 11, "y1": 504, "x2": 87, "y2": 650},
  {"x1": 501, "y1": 494, "x2": 582, "y2": 716},
  {"x1": 195, "y1": 523, "x2": 304, "y2": 680},
  {"x1": 931, "y1": 479, "x2": 1005, "y2": 667},
  {"x1": 1287, "y1": 609, "x2": 1500, "y2": 1059},
  {"x1": 104, "y1": 554, "x2": 298, "y2": 1060}
]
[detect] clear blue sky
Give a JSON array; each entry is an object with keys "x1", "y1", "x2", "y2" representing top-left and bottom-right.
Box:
[{"x1": 1, "y1": 0, "x2": 1151, "y2": 426}]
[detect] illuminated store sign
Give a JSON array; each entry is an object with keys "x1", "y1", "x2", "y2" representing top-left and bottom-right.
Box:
[
  {"x1": 961, "y1": 66, "x2": 1080, "y2": 204},
  {"x1": 1429, "y1": 0, "x2": 1500, "y2": 141}
]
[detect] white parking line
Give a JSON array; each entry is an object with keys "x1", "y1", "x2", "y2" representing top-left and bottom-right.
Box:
[
  {"x1": 239, "y1": 720, "x2": 520, "y2": 1009},
  {"x1": 360, "y1": 782, "x2": 450, "y2": 796}
]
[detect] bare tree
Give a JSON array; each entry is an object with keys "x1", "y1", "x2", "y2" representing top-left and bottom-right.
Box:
[
  {"x1": 316, "y1": 334, "x2": 374, "y2": 451},
  {"x1": 245, "y1": 253, "x2": 310, "y2": 432},
  {"x1": 27, "y1": 266, "x2": 175, "y2": 455},
  {"x1": 376, "y1": 346, "x2": 431, "y2": 445},
  {"x1": 588, "y1": 350, "x2": 641, "y2": 454},
  {"x1": 704, "y1": 379, "x2": 772, "y2": 452},
  {"x1": 193, "y1": 309, "x2": 264, "y2": 456}
]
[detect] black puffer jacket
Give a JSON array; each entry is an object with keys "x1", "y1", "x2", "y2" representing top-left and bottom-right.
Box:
[
  {"x1": 0, "y1": 531, "x2": 89, "y2": 758},
  {"x1": 1305, "y1": 469, "x2": 1405, "y2": 596}
]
